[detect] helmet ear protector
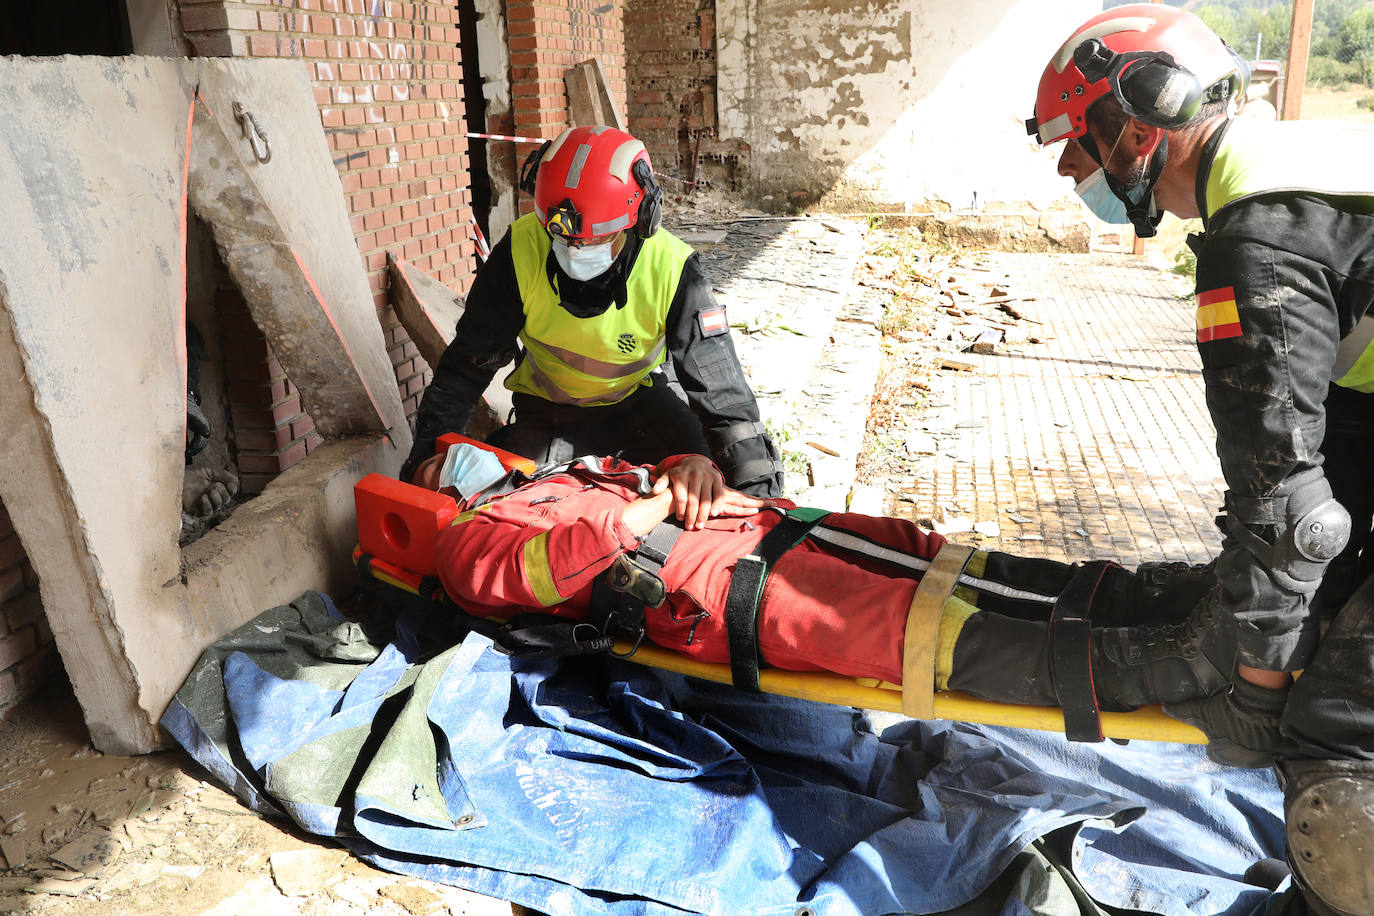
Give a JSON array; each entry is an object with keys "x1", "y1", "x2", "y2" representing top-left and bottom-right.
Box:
[
  {"x1": 518, "y1": 140, "x2": 551, "y2": 196},
  {"x1": 1071, "y1": 37, "x2": 1248, "y2": 131},
  {"x1": 631, "y1": 158, "x2": 662, "y2": 239}
]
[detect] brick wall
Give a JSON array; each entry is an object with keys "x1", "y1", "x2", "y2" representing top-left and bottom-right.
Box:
[
  {"x1": 180, "y1": 0, "x2": 477, "y2": 449},
  {"x1": 507, "y1": 0, "x2": 627, "y2": 215},
  {"x1": 0, "y1": 502, "x2": 58, "y2": 714},
  {"x1": 624, "y1": 0, "x2": 742, "y2": 191},
  {"x1": 214, "y1": 262, "x2": 326, "y2": 494}
]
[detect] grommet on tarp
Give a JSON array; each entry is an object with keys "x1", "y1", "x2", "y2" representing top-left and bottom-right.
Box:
[{"x1": 233, "y1": 101, "x2": 272, "y2": 164}]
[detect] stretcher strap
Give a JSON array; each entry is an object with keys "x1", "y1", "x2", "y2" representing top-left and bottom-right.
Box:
[
  {"x1": 902, "y1": 542, "x2": 973, "y2": 719},
  {"x1": 725, "y1": 512, "x2": 829, "y2": 692},
  {"x1": 1050, "y1": 560, "x2": 1114, "y2": 743},
  {"x1": 590, "y1": 519, "x2": 684, "y2": 652}
]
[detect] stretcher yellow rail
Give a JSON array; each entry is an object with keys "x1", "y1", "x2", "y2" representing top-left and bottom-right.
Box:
[{"x1": 624, "y1": 642, "x2": 1206, "y2": 744}]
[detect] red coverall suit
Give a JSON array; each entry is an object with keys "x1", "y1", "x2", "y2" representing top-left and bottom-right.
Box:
[{"x1": 434, "y1": 456, "x2": 947, "y2": 685}]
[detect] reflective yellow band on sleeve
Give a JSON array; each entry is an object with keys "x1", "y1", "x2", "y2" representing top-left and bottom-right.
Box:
[
  {"x1": 448, "y1": 506, "x2": 491, "y2": 527},
  {"x1": 521, "y1": 530, "x2": 564, "y2": 607},
  {"x1": 935, "y1": 595, "x2": 979, "y2": 691}
]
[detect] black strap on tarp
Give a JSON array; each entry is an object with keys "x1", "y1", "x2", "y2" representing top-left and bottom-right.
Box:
[
  {"x1": 724, "y1": 509, "x2": 830, "y2": 692},
  {"x1": 1050, "y1": 560, "x2": 1115, "y2": 743}
]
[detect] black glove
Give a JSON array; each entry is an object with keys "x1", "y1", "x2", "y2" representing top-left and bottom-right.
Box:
[{"x1": 1165, "y1": 677, "x2": 1291, "y2": 768}]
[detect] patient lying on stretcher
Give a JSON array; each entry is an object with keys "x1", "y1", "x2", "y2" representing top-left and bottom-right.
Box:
[{"x1": 409, "y1": 443, "x2": 1234, "y2": 750}]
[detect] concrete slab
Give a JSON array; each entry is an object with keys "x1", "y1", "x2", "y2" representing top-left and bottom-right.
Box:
[
  {"x1": 190, "y1": 60, "x2": 406, "y2": 438},
  {"x1": 0, "y1": 57, "x2": 410, "y2": 754},
  {"x1": 386, "y1": 253, "x2": 510, "y2": 438}
]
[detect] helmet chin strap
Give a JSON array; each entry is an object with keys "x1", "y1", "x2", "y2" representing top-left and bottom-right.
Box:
[{"x1": 1077, "y1": 129, "x2": 1168, "y2": 238}]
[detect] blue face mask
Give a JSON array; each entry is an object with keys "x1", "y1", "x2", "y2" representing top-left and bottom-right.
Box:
[
  {"x1": 553, "y1": 237, "x2": 617, "y2": 281},
  {"x1": 437, "y1": 443, "x2": 507, "y2": 502},
  {"x1": 1073, "y1": 168, "x2": 1153, "y2": 226}
]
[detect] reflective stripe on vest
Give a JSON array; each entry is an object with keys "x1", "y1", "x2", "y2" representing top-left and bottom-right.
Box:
[
  {"x1": 506, "y1": 214, "x2": 692, "y2": 406},
  {"x1": 1334, "y1": 315, "x2": 1374, "y2": 393},
  {"x1": 1205, "y1": 119, "x2": 1374, "y2": 392}
]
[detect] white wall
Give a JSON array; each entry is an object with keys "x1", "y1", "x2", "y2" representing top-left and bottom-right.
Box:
[{"x1": 716, "y1": 0, "x2": 1098, "y2": 212}]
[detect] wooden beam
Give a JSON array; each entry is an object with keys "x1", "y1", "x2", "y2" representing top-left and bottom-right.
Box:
[
  {"x1": 564, "y1": 58, "x2": 625, "y2": 129},
  {"x1": 1282, "y1": 0, "x2": 1314, "y2": 120}
]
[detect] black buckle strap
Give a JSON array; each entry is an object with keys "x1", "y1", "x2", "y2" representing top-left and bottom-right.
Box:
[
  {"x1": 591, "y1": 519, "x2": 684, "y2": 656},
  {"x1": 1051, "y1": 560, "x2": 1115, "y2": 743},
  {"x1": 724, "y1": 512, "x2": 829, "y2": 692}
]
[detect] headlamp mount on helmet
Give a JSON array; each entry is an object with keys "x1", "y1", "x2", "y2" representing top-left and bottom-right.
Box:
[{"x1": 543, "y1": 198, "x2": 582, "y2": 240}]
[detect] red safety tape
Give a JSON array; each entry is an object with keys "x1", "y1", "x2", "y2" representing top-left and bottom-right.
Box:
[{"x1": 465, "y1": 131, "x2": 546, "y2": 144}]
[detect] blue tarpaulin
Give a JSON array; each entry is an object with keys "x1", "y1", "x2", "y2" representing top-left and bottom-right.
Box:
[{"x1": 162, "y1": 591, "x2": 1288, "y2": 915}]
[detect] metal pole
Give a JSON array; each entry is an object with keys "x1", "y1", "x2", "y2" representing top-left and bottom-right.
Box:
[{"x1": 1282, "y1": 0, "x2": 1315, "y2": 120}]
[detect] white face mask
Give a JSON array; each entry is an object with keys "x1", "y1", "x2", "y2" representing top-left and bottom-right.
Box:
[{"x1": 552, "y1": 237, "x2": 616, "y2": 281}]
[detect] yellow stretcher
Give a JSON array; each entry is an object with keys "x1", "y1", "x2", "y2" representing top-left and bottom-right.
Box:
[{"x1": 353, "y1": 446, "x2": 1207, "y2": 747}]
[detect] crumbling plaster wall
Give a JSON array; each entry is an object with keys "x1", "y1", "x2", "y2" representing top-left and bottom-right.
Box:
[
  {"x1": 475, "y1": 0, "x2": 516, "y2": 242},
  {"x1": 716, "y1": 0, "x2": 1097, "y2": 214}
]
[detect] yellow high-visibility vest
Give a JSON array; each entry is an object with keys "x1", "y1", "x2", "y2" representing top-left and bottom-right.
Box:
[
  {"x1": 1205, "y1": 118, "x2": 1374, "y2": 392},
  {"x1": 506, "y1": 214, "x2": 693, "y2": 405}
]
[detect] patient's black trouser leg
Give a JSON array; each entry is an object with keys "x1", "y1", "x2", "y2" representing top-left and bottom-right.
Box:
[{"x1": 945, "y1": 555, "x2": 1233, "y2": 719}]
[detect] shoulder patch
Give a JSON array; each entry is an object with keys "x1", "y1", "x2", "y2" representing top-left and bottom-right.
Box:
[
  {"x1": 698, "y1": 305, "x2": 729, "y2": 337},
  {"x1": 1196, "y1": 286, "x2": 1243, "y2": 343}
]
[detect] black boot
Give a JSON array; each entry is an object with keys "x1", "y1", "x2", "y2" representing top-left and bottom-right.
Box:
[
  {"x1": 947, "y1": 594, "x2": 1236, "y2": 711},
  {"x1": 1092, "y1": 559, "x2": 1218, "y2": 628},
  {"x1": 1091, "y1": 594, "x2": 1237, "y2": 710}
]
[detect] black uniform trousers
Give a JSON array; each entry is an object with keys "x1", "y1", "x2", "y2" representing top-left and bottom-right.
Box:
[{"x1": 485, "y1": 373, "x2": 713, "y2": 474}]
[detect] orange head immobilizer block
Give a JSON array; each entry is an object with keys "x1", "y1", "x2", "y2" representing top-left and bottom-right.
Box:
[{"x1": 355, "y1": 435, "x2": 537, "y2": 578}]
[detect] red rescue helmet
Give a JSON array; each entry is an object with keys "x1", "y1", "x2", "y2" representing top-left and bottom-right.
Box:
[
  {"x1": 518, "y1": 125, "x2": 663, "y2": 242},
  {"x1": 1027, "y1": 4, "x2": 1247, "y2": 146}
]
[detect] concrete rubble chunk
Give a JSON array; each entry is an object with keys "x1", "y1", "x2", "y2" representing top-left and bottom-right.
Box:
[
  {"x1": 194, "y1": 876, "x2": 303, "y2": 916},
  {"x1": 49, "y1": 828, "x2": 120, "y2": 876},
  {"x1": 378, "y1": 882, "x2": 446, "y2": 915},
  {"x1": 0, "y1": 836, "x2": 24, "y2": 870},
  {"x1": 24, "y1": 874, "x2": 96, "y2": 897},
  {"x1": 268, "y1": 848, "x2": 349, "y2": 897}
]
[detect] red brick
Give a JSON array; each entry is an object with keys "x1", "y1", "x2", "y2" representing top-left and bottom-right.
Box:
[
  {"x1": 180, "y1": 6, "x2": 229, "y2": 31},
  {"x1": 0, "y1": 567, "x2": 25, "y2": 604},
  {"x1": 0, "y1": 625, "x2": 37, "y2": 670},
  {"x1": 0, "y1": 536, "x2": 26, "y2": 571},
  {"x1": 238, "y1": 472, "x2": 276, "y2": 495},
  {"x1": 3, "y1": 591, "x2": 43, "y2": 633},
  {"x1": 236, "y1": 426, "x2": 295, "y2": 451}
]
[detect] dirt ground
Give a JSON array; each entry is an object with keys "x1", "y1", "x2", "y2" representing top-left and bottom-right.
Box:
[{"x1": 0, "y1": 679, "x2": 530, "y2": 916}]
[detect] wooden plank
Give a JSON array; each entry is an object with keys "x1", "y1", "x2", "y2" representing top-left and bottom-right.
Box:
[
  {"x1": 564, "y1": 58, "x2": 624, "y2": 129},
  {"x1": 386, "y1": 253, "x2": 507, "y2": 437},
  {"x1": 387, "y1": 252, "x2": 462, "y2": 369},
  {"x1": 1282, "y1": 0, "x2": 1314, "y2": 121}
]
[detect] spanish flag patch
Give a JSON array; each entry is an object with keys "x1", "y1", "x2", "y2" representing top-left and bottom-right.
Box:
[{"x1": 1196, "y1": 287, "x2": 1243, "y2": 343}]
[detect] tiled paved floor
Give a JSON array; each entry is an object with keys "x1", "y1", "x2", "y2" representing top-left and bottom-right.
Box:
[{"x1": 891, "y1": 252, "x2": 1226, "y2": 567}]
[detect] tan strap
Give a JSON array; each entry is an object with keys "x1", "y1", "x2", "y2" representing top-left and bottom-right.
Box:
[{"x1": 902, "y1": 542, "x2": 974, "y2": 719}]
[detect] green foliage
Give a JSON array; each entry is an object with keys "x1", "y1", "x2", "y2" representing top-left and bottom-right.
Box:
[
  {"x1": 1338, "y1": 8, "x2": 1374, "y2": 84},
  {"x1": 1171, "y1": 245, "x2": 1197, "y2": 281},
  {"x1": 1307, "y1": 55, "x2": 1361, "y2": 88},
  {"x1": 1358, "y1": 94, "x2": 1374, "y2": 112}
]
